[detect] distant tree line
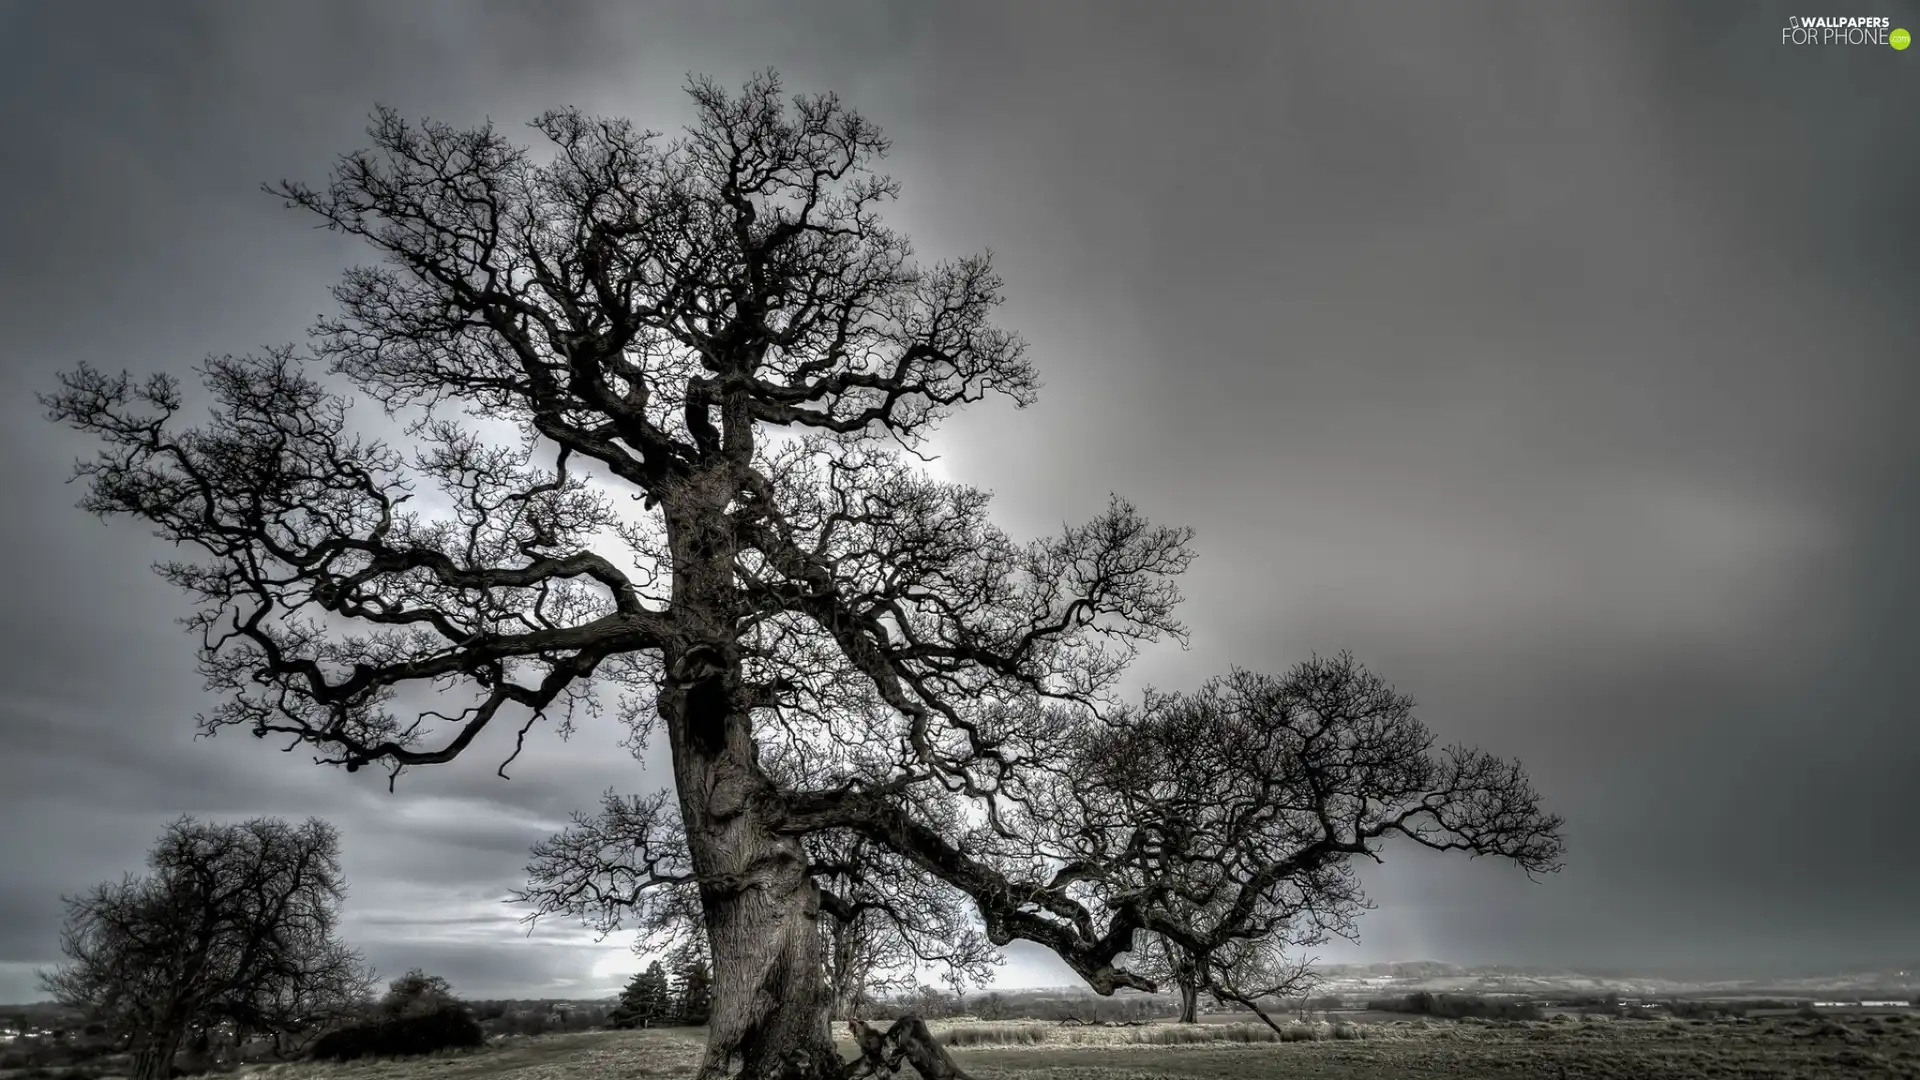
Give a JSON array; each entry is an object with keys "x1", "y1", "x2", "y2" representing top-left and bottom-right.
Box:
[
  {"x1": 1365, "y1": 992, "x2": 1544, "y2": 1022},
  {"x1": 467, "y1": 1000, "x2": 611, "y2": 1037},
  {"x1": 1662, "y1": 999, "x2": 1748, "y2": 1020},
  {"x1": 863, "y1": 989, "x2": 1175, "y2": 1025}
]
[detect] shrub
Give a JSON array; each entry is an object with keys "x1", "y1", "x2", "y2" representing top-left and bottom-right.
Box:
[
  {"x1": 0, "y1": 1043, "x2": 97, "y2": 1071},
  {"x1": 309, "y1": 1004, "x2": 484, "y2": 1062},
  {"x1": 1805, "y1": 1020, "x2": 1866, "y2": 1045},
  {"x1": 380, "y1": 970, "x2": 459, "y2": 1020}
]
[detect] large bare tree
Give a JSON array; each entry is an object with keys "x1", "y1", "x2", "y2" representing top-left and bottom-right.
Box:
[
  {"x1": 44, "y1": 73, "x2": 1561, "y2": 1078},
  {"x1": 39, "y1": 817, "x2": 375, "y2": 1080}
]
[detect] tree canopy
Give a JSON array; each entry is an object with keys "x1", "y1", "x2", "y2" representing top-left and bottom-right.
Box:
[
  {"x1": 609, "y1": 962, "x2": 672, "y2": 1029},
  {"x1": 1065, "y1": 655, "x2": 1560, "y2": 1026},
  {"x1": 379, "y1": 969, "x2": 459, "y2": 1018}
]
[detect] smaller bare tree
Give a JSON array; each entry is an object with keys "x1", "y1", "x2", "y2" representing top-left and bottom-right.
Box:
[
  {"x1": 39, "y1": 817, "x2": 375, "y2": 1080},
  {"x1": 514, "y1": 791, "x2": 995, "y2": 1022},
  {"x1": 1126, "y1": 913, "x2": 1321, "y2": 1024},
  {"x1": 1122, "y1": 933, "x2": 1204, "y2": 1023},
  {"x1": 1060, "y1": 653, "x2": 1563, "y2": 1035},
  {"x1": 807, "y1": 832, "x2": 997, "y2": 1018}
]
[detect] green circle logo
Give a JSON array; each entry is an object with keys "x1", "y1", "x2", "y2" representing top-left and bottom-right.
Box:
[{"x1": 1894, "y1": 27, "x2": 1912, "y2": 49}]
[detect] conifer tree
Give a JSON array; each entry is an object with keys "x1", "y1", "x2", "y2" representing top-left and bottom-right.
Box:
[
  {"x1": 669, "y1": 941, "x2": 714, "y2": 1026},
  {"x1": 609, "y1": 962, "x2": 671, "y2": 1029}
]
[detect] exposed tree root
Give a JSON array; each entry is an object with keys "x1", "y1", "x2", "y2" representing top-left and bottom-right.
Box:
[{"x1": 844, "y1": 1017, "x2": 976, "y2": 1080}]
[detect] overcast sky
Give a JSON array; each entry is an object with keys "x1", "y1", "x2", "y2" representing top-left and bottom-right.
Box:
[{"x1": 1, "y1": 0, "x2": 1915, "y2": 1003}]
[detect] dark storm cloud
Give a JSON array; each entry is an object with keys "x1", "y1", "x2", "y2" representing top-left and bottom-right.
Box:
[{"x1": 2, "y1": 0, "x2": 1913, "y2": 1002}]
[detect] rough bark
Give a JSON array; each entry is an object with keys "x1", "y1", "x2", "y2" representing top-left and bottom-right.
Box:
[
  {"x1": 697, "y1": 873, "x2": 838, "y2": 1080},
  {"x1": 668, "y1": 681, "x2": 839, "y2": 1078}
]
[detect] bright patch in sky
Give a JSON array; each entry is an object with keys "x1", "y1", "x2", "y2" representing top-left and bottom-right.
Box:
[{"x1": 590, "y1": 935, "x2": 644, "y2": 983}]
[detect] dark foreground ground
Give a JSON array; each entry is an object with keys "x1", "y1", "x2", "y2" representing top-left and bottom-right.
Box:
[{"x1": 7, "y1": 1012, "x2": 1918, "y2": 1080}]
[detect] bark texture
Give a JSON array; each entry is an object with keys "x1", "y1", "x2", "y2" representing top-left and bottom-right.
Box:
[
  {"x1": 666, "y1": 639, "x2": 839, "y2": 1080},
  {"x1": 697, "y1": 874, "x2": 838, "y2": 1080}
]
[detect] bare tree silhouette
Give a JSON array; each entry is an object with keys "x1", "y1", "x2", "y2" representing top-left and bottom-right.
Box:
[
  {"x1": 1068, "y1": 655, "x2": 1561, "y2": 1032},
  {"x1": 43, "y1": 72, "x2": 1562, "y2": 1078},
  {"x1": 39, "y1": 818, "x2": 374, "y2": 1080}
]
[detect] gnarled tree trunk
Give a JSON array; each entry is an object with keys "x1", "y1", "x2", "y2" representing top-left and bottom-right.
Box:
[
  {"x1": 849, "y1": 1019, "x2": 976, "y2": 1080},
  {"x1": 659, "y1": 484, "x2": 962, "y2": 1079},
  {"x1": 828, "y1": 971, "x2": 859, "y2": 1025},
  {"x1": 698, "y1": 860, "x2": 838, "y2": 1080},
  {"x1": 661, "y1": 652, "x2": 966, "y2": 1080},
  {"x1": 665, "y1": 643, "x2": 840, "y2": 1080}
]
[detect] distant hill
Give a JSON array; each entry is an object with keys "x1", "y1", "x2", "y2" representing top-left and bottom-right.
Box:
[
  {"x1": 0, "y1": 1003, "x2": 82, "y2": 1019},
  {"x1": 1274, "y1": 962, "x2": 1920, "y2": 1000},
  {"x1": 7, "y1": 964, "x2": 1915, "y2": 1012},
  {"x1": 983, "y1": 961, "x2": 1920, "y2": 1002}
]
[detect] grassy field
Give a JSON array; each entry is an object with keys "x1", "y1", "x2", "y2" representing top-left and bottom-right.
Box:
[{"x1": 10, "y1": 1012, "x2": 1919, "y2": 1080}]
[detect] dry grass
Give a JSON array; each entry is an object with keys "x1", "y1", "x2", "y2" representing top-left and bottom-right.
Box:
[
  {"x1": 10, "y1": 1012, "x2": 1920, "y2": 1080},
  {"x1": 929, "y1": 1013, "x2": 1920, "y2": 1077},
  {"x1": 935, "y1": 1019, "x2": 1344, "y2": 1047},
  {"x1": 939, "y1": 1024, "x2": 1052, "y2": 1047}
]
